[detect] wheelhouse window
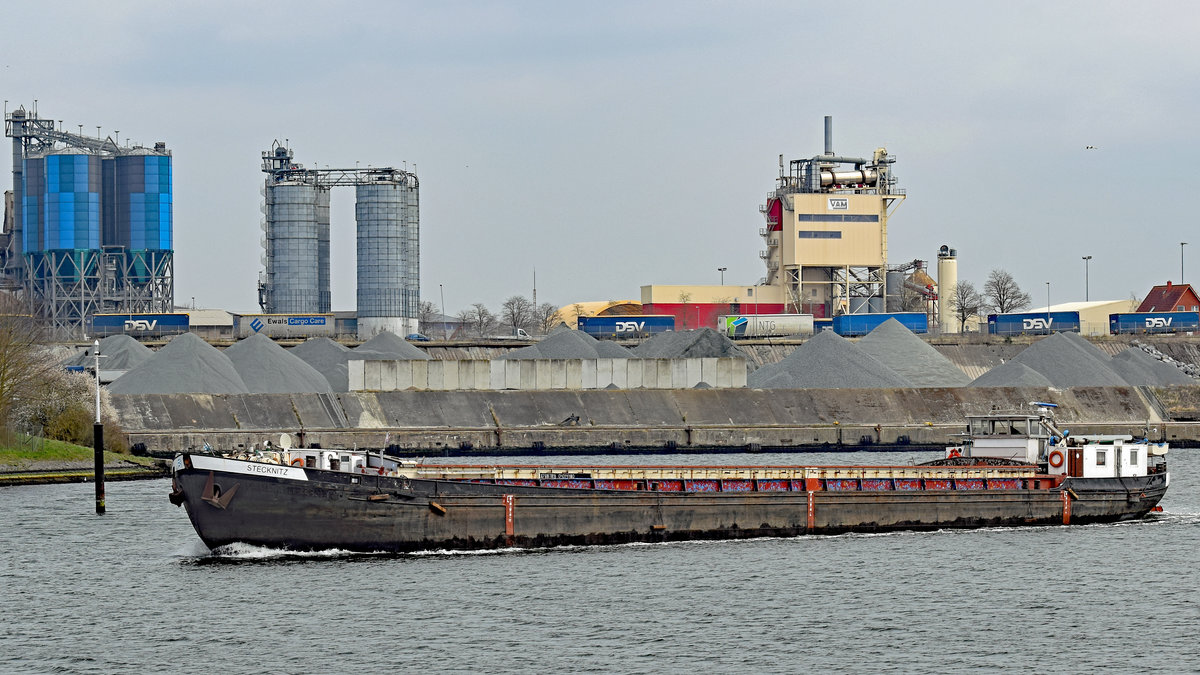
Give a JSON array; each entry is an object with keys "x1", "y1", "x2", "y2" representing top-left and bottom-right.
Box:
[
  {"x1": 1129, "y1": 449, "x2": 1138, "y2": 465},
  {"x1": 1096, "y1": 450, "x2": 1107, "y2": 466}
]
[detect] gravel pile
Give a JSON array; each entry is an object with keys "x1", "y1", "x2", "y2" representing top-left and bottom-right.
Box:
[
  {"x1": 64, "y1": 334, "x2": 154, "y2": 370},
  {"x1": 748, "y1": 329, "x2": 910, "y2": 389},
  {"x1": 499, "y1": 330, "x2": 635, "y2": 360},
  {"x1": 1112, "y1": 346, "x2": 1195, "y2": 385},
  {"x1": 1009, "y1": 332, "x2": 1129, "y2": 387},
  {"x1": 224, "y1": 334, "x2": 333, "y2": 393},
  {"x1": 968, "y1": 361, "x2": 1054, "y2": 387},
  {"x1": 107, "y1": 333, "x2": 248, "y2": 394},
  {"x1": 857, "y1": 319, "x2": 970, "y2": 387},
  {"x1": 290, "y1": 338, "x2": 352, "y2": 392},
  {"x1": 353, "y1": 331, "x2": 431, "y2": 360},
  {"x1": 632, "y1": 328, "x2": 749, "y2": 360}
]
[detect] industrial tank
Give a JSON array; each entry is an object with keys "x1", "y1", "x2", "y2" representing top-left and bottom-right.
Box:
[
  {"x1": 42, "y1": 152, "x2": 101, "y2": 250},
  {"x1": 316, "y1": 187, "x2": 331, "y2": 314},
  {"x1": 355, "y1": 178, "x2": 418, "y2": 338},
  {"x1": 20, "y1": 156, "x2": 44, "y2": 253},
  {"x1": 265, "y1": 182, "x2": 321, "y2": 313},
  {"x1": 937, "y1": 245, "x2": 958, "y2": 334},
  {"x1": 114, "y1": 152, "x2": 173, "y2": 284}
]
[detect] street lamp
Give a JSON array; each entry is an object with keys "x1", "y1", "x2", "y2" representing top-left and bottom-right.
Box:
[
  {"x1": 439, "y1": 284, "x2": 446, "y2": 340},
  {"x1": 1082, "y1": 256, "x2": 1092, "y2": 301},
  {"x1": 717, "y1": 267, "x2": 727, "y2": 285},
  {"x1": 1045, "y1": 282, "x2": 1051, "y2": 336},
  {"x1": 1182, "y1": 242, "x2": 1188, "y2": 284}
]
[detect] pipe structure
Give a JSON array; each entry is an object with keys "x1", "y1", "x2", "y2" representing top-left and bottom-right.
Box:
[{"x1": 824, "y1": 115, "x2": 834, "y2": 155}]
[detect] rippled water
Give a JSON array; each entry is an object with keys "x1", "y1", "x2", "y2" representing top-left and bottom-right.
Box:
[{"x1": 2, "y1": 450, "x2": 1197, "y2": 674}]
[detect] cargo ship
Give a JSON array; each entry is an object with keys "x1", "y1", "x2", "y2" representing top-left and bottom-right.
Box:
[{"x1": 169, "y1": 406, "x2": 1169, "y2": 553}]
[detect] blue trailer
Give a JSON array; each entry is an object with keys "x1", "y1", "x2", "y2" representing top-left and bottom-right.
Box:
[
  {"x1": 91, "y1": 313, "x2": 189, "y2": 337},
  {"x1": 987, "y1": 311, "x2": 1080, "y2": 336},
  {"x1": 1109, "y1": 312, "x2": 1200, "y2": 335},
  {"x1": 832, "y1": 312, "x2": 928, "y2": 337},
  {"x1": 577, "y1": 315, "x2": 675, "y2": 339}
]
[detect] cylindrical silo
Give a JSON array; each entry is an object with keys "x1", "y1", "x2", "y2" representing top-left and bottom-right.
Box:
[
  {"x1": 886, "y1": 270, "x2": 905, "y2": 312},
  {"x1": 43, "y1": 151, "x2": 101, "y2": 251},
  {"x1": 21, "y1": 155, "x2": 45, "y2": 257},
  {"x1": 114, "y1": 152, "x2": 173, "y2": 283},
  {"x1": 265, "y1": 181, "x2": 321, "y2": 313},
  {"x1": 937, "y1": 245, "x2": 958, "y2": 333},
  {"x1": 356, "y1": 178, "x2": 418, "y2": 338},
  {"x1": 316, "y1": 187, "x2": 331, "y2": 314}
]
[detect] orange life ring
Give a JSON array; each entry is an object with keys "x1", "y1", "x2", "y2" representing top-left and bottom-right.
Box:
[
  {"x1": 948, "y1": 448, "x2": 962, "y2": 458},
  {"x1": 1048, "y1": 450, "x2": 1065, "y2": 468},
  {"x1": 290, "y1": 458, "x2": 304, "y2": 467}
]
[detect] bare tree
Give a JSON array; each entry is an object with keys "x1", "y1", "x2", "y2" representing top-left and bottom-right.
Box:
[
  {"x1": 417, "y1": 301, "x2": 439, "y2": 335},
  {"x1": 983, "y1": 269, "x2": 1032, "y2": 314},
  {"x1": 500, "y1": 295, "x2": 536, "y2": 333},
  {"x1": 535, "y1": 302, "x2": 563, "y2": 335},
  {"x1": 950, "y1": 280, "x2": 984, "y2": 332},
  {"x1": 465, "y1": 303, "x2": 497, "y2": 337},
  {"x1": 0, "y1": 294, "x2": 50, "y2": 431}
]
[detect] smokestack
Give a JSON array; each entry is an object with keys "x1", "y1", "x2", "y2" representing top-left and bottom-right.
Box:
[{"x1": 824, "y1": 115, "x2": 833, "y2": 155}]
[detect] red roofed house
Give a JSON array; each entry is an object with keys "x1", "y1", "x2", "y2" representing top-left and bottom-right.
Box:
[{"x1": 1136, "y1": 281, "x2": 1200, "y2": 313}]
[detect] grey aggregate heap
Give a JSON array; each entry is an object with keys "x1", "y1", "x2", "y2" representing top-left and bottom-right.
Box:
[
  {"x1": 224, "y1": 334, "x2": 333, "y2": 393},
  {"x1": 968, "y1": 361, "x2": 1054, "y2": 387},
  {"x1": 632, "y1": 328, "x2": 749, "y2": 361},
  {"x1": 748, "y1": 329, "x2": 911, "y2": 389},
  {"x1": 498, "y1": 329, "x2": 635, "y2": 360},
  {"x1": 1111, "y1": 346, "x2": 1195, "y2": 385},
  {"x1": 857, "y1": 319, "x2": 970, "y2": 387},
  {"x1": 290, "y1": 338, "x2": 352, "y2": 392},
  {"x1": 1009, "y1": 332, "x2": 1129, "y2": 387},
  {"x1": 64, "y1": 334, "x2": 154, "y2": 371},
  {"x1": 353, "y1": 331, "x2": 432, "y2": 361},
  {"x1": 107, "y1": 333, "x2": 248, "y2": 394}
]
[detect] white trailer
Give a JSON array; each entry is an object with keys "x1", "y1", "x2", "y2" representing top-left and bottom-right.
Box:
[{"x1": 717, "y1": 314, "x2": 814, "y2": 338}]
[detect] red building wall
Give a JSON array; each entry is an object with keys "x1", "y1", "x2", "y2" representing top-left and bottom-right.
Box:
[{"x1": 642, "y1": 303, "x2": 788, "y2": 330}]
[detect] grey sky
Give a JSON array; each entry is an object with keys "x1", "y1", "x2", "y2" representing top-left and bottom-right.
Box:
[{"x1": 5, "y1": 1, "x2": 1198, "y2": 315}]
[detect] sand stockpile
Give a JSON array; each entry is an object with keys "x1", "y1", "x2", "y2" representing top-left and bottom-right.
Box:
[
  {"x1": 1010, "y1": 332, "x2": 1128, "y2": 387},
  {"x1": 498, "y1": 329, "x2": 635, "y2": 360},
  {"x1": 353, "y1": 331, "x2": 431, "y2": 360},
  {"x1": 107, "y1": 333, "x2": 248, "y2": 394},
  {"x1": 857, "y1": 319, "x2": 970, "y2": 387},
  {"x1": 224, "y1": 334, "x2": 333, "y2": 393},
  {"x1": 290, "y1": 337, "x2": 352, "y2": 392},
  {"x1": 748, "y1": 329, "x2": 910, "y2": 389},
  {"x1": 632, "y1": 328, "x2": 749, "y2": 360}
]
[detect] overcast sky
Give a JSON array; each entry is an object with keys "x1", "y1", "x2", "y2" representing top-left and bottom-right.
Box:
[{"x1": 5, "y1": 1, "x2": 1198, "y2": 315}]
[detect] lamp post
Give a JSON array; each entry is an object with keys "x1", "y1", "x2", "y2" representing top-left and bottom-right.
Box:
[
  {"x1": 1182, "y1": 242, "x2": 1188, "y2": 284},
  {"x1": 717, "y1": 267, "x2": 727, "y2": 285},
  {"x1": 439, "y1": 284, "x2": 446, "y2": 340},
  {"x1": 1082, "y1": 256, "x2": 1092, "y2": 301},
  {"x1": 93, "y1": 341, "x2": 105, "y2": 515},
  {"x1": 1045, "y1": 282, "x2": 1051, "y2": 336}
]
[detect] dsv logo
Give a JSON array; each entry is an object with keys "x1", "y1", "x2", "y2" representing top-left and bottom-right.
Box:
[
  {"x1": 1146, "y1": 317, "x2": 1173, "y2": 328},
  {"x1": 615, "y1": 321, "x2": 646, "y2": 332},
  {"x1": 1022, "y1": 318, "x2": 1053, "y2": 330},
  {"x1": 124, "y1": 319, "x2": 158, "y2": 330}
]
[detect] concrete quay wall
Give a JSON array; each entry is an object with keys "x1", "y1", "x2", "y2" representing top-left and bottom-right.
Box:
[{"x1": 111, "y1": 385, "x2": 1200, "y2": 454}]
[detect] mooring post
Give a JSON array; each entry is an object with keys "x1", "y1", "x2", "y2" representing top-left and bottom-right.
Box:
[{"x1": 93, "y1": 340, "x2": 105, "y2": 515}]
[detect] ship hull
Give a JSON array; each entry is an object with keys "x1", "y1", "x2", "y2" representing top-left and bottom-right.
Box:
[{"x1": 171, "y1": 454, "x2": 1168, "y2": 553}]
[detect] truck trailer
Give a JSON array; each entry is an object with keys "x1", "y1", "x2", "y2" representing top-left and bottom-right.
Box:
[
  {"x1": 577, "y1": 315, "x2": 675, "y2": 339},
  {"x1": 987, "y1": 311, "x2": 1081, "y2": 336},
  {"x1": 718, "y1": 314, "x2": 814, "y2": 338}
]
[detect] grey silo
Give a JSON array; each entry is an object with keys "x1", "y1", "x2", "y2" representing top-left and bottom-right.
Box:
[
  {"x1": 316, "y1": 186, "x2": 331, "y2": 313},
  {"x1": 265, "y1": 181, "x2": 321, "y2": 313},
  {"x1": 356, "y1": 175, "x2": 419, "y2": 336}
]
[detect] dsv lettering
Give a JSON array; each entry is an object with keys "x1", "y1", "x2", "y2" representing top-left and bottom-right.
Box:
[
  {"x1": 1022, "y1": 318, "x2": 1052, "y2": 330},
  {"x1": 124, "y1": 319, "x2": 158, "y2": 330},
  {"x1": 615, "y1": 321, "x2": 646, "y2": 332},
  {"x1": 1145, "y1": 317, "x2": 1173, "y2": 328}
]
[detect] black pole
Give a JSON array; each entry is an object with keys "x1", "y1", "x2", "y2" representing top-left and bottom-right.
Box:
[{"x1": 94, "y1": 422, "x2": 105, "y2": 514}]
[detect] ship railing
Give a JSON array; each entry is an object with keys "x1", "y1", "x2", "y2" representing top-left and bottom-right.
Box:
[{"x1": 401, "y1": 464, "x2": 1038, "y2": 482}]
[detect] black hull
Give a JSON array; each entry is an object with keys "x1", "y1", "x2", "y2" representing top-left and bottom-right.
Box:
[{"x1": 172, "y1": 457, "x2": 1169, "y2": 553}]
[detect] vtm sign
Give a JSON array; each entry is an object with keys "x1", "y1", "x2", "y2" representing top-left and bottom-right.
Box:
[{"x1": 827, "y1": 198, "x2": 849, "y2": 210}]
